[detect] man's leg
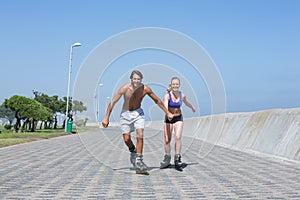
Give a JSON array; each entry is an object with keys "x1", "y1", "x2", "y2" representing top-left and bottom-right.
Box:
[
  {"x1": 123, "y1": 133, "x2": 134, "y2": 149},
  {"x1": 135, "y1": 128, "x2": 143, "y2": 154},
  {"x1": 123, "y1": 133, "x2": 136, "y2": 166},
  {"x1": 134, "y1": 128, "x2": 148, "y2": 174}
]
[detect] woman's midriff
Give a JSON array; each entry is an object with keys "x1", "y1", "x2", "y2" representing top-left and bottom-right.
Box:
[{"x1": 168, "y1": 107, "x2": 181, "y2": 117}]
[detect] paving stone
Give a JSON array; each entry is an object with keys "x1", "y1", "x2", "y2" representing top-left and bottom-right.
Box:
[{"x1": 0, "y1": 127, "x2": 299, "y2": 199}]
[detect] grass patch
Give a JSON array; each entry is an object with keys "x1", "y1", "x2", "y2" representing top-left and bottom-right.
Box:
[
  {"x1": 0, "y1": 130, "x2": 68, "y2": 148},
  {"x1": 0, "y1": 138, "x2": 37, "y2": 148},
  {"x1": 0, "y1": 126, "x2": 98, "y2": 148}
]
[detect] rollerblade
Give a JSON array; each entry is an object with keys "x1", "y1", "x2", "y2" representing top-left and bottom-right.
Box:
[
  {"x1": 160, "y1": 155, "x2": 171, "y2": 169},
  {"x1": 135, "y1": 154, "x2": 149, "y2": 175},
  {"x1": 129, "y1": 146, "x2": 136, "y2": 167},
  {"x1": 174, "y1": 154, "x2": 183, "y2": 171}
]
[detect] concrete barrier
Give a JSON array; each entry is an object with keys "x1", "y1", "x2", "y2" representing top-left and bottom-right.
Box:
[{"x1": 146, "y1": 108, "x2": 300, "y2": 162}]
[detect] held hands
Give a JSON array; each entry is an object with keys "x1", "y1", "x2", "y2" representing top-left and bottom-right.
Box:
[{"x1": 167, "y1": 112, "x2": 174, "y2": 121}]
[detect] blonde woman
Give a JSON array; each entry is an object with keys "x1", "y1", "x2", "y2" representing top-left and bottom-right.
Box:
[{"x1": 160, "y1": 77, "x2": 196, "y2": 171}]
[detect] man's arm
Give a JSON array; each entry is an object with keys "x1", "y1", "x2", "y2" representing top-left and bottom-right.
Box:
[
  {"x1": 163, "y1": 93, "x2": 169, "y2": 111},
  {"x1": 145, "y1": 85, "x2": 173, "y2": 119},
  {"x1": 101, "y1": 84, "x2": 126, "y2": 127}
]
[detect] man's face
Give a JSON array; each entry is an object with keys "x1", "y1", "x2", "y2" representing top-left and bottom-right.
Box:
[{"x1": 131, "y1": 73, "x2": 142, "y2": 87}]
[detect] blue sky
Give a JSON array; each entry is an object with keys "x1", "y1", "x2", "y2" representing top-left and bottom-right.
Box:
[{"x1": 0, "y1": 0, "x2": 299, "y2": 121}]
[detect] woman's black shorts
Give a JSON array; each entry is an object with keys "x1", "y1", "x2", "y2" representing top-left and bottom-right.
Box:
[{"x1": 164, "y1": 115, "x2": 183, "y2": 124}]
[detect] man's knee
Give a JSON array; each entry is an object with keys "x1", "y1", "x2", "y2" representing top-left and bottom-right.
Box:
[
  {"x1": 135, "y1": 128, "x2": 144, "y2": 139},
  {"x1": 123, "y1": 134, "x2": 131, "y2": 143}
]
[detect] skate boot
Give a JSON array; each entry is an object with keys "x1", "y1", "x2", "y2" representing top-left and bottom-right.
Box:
[
  {"x1": 129, "y1": 146, "x2": 136, "y2": 167},
  {"x1": 160, "y1": 155, "x2": 171, "y2": 169},
  {"x1": 174, "y1": 154, "x2": 183, "y2": 171},
  {"x1": 135, "y1": 154, "x2": 149, "y2": 175}
]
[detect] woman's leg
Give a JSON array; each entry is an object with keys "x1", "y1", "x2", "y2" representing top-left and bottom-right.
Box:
[
  {"x1": 164, "y1": 122, "x2": 173, "y2": 155},
  {"x1": 173, "y1": 121, "x2": 183, "y2": 155},
  {"x1": 160, "y1": 123, "x2": 173, "y2": 169},
  {"x1": 173, "y1": 121, "x2": 183, "y2": 171}
]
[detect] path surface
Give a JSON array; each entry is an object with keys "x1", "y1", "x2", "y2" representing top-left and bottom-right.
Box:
[{"x1": 0, "y1": 127, "x2": 299, "y2": 199}]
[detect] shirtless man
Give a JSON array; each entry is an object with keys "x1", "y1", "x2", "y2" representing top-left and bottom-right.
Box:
[{"x1": 102, "y1": 70, "x2": 173, "y2": 174}]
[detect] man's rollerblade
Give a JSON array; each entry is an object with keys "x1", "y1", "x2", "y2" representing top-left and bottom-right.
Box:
[
  {"x1": 135, "y1": 154, "x2": 149, "y2": 175},
  {"x1": 160, "y1": 155, "x2": 171, "y2": 169},
  {"x1": 174, "y1": 154, "x2": 183, "y2": 171},
  {"x1": 129, "y1": 146, "x2": 136, "y2": 167}
]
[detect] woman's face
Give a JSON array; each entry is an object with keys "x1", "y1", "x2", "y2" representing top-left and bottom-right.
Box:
[{"x1": 171, "y1": 79, "x2": 180, "y2": 92}]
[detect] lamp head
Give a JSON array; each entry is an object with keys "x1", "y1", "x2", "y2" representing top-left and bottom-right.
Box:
[{"x1": 72, "y1": 42, "x2": 82, "y2": 47}]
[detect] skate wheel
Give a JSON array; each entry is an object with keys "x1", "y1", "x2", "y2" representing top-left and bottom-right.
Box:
[
  {"x1": 136, "y1": 170, "x2": 149, "y2": 175},
  {"x1": 175, "y1": 166, "x2": 183, "y2": 172}
]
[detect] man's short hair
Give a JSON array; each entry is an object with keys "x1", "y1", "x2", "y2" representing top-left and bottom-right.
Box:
[{"x1": 130, "y1": 70, "x2": 143, "y2": 80}]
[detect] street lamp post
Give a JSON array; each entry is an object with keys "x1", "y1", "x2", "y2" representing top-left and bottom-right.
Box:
[
  {"x1": 65, "y1": 42, "x2": 82, "y2": 132},
  {"x1": 105, "y1": 96, "x2": 110, "y2": 111},
  {"x1": 97, "y1": 83, "x2": 104, "y2": 122}
]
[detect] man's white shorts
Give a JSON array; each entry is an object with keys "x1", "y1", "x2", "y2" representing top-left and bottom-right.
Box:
[{"x1": 120, "y1": 108, "x2": 145, "y2": 134}]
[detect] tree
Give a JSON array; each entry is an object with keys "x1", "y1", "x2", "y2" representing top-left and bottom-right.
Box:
[
  {"x1": 71, "y1": 100, "x2": 88, "y2": 127},
  {"x1": 72, "y1": 100, "x2": 87, "y2": 115},
  {"x1": 0, "y1": 104, "x2": 15, "y2": 124},
  {"x1": 4, "y1": 95, "x2": 52, "y2": 132},
  {"x1": 33, "y1": 91, "x2": 66, "y2": 129},
  {"x1": 22, "y1": 99, "x2": 53, "y2": 132},
  {"x1": 4, "y1": 95, "x2": 29, "y2": 132}
]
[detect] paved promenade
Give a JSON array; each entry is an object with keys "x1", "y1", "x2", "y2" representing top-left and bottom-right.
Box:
[{"x1": 0, "y1": 127, "x2": 299, "y2": 199}]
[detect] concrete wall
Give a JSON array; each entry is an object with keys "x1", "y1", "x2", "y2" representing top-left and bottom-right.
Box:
[{"x1": 146, "y1": 108, "x2": 300, "y2": 162}]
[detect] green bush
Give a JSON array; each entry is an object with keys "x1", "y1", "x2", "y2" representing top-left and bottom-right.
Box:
[
  {"x1": 74, "y1": 119, "x2": 85, "y2": 127},
  {"x1": 4, "y1": 124, "x2": 12, "y2": 130}
]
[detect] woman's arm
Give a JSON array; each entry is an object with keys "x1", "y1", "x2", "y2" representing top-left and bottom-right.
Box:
[{"x1": 182, "y1": 93, "x2": 196, "y2": 112}]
